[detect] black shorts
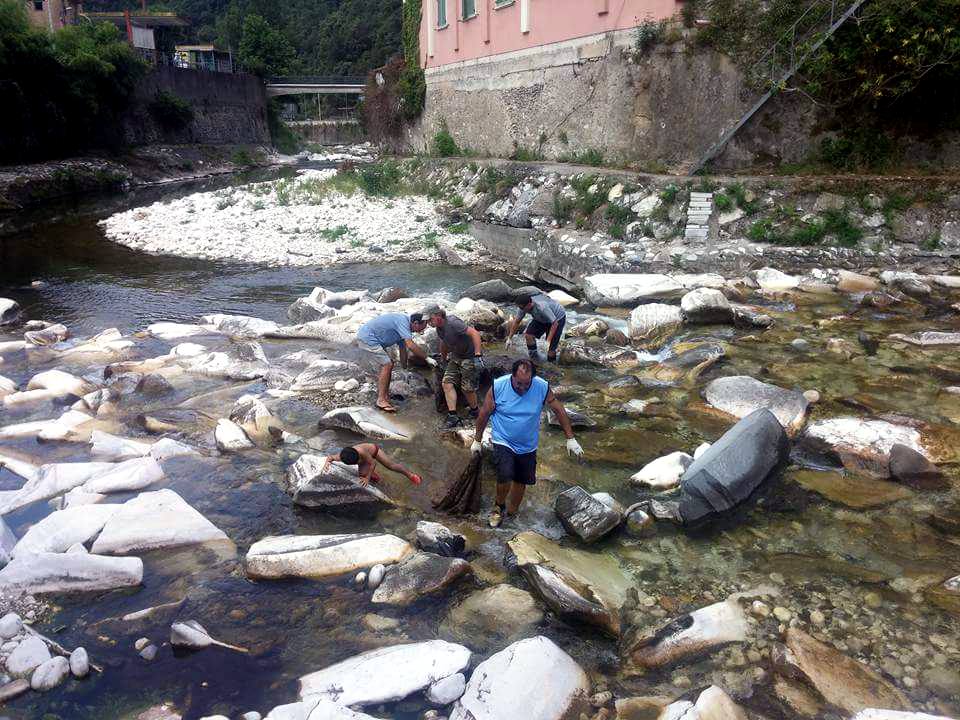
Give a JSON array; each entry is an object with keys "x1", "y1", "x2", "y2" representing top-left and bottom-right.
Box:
[
  {"x1": 492, "y1": 444, "x2": 537, "y2": 486},
  {"x1": 525, "y1": 316, "x2": 566, "y2": 354}
]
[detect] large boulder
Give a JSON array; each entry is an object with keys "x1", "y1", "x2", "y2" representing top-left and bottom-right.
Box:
[
  {"x1": 449, "y1": 636, "x2": 590, "y2": 720},
  {"x1": 584, "y1": 274, "x2": 684, "y2": 307},
  {"x1": 750, "y1": 267, "x2": 800, "y2": 292},
  {"x1": 677, "y1": 409, "x2": 789, "y2": 526},
  {"x1": 290, "y1": 360, "x2": 361, "y2": 392},
  {"x1": 288, "y1": 289, "x2": 338, "y2": 324},
  {"x1": 12, "y1": 504, "x2": 119, "y2": 557},
  {"x1": 201, "y1": 314, "x2": 281, "y2": 338},
  {"x1": 82, "y1": 456, "x2": 165, "y2": 494},
  {"x1": 0, "y1": 461, "x2": 114, "y2": 515},
  {"x1": 554, "y1": 486, "x2": 623, "y2": 543},
  {"x1": 773, "y1": 628, "x2": 909, "y2": 715},
  {"x1": 507, "y1": 531, "x2": 632, "y2": 636},
  {"x1": 371, "y1": 552, "x2": 472, "y2": 606},
  {"x1": 461, "y1": 279, "x2": 515, "y2": 302},
  {"x1": 630, "y1": 451, "x2": 693, "y2": 490},
  {"x1": 7, "y1": 637, "x2": 51, "y2": 677},
  {"x1": 286, "y1": 454, "x2": 395, "y2": 513},
  {"x1": 0, "y1": 298, "x2": 22, "y2": 326},
  {"x1": 318, "y1": 407, "x2": 412, "y2": 441},
  {"x1": 704, "y1": 376, "x2": 809, "y2": 435},
  {"x1": 0, "y1": 552, "x2": 143, "y2": 595},
  {"x1": 680, "y1": 288, "x2": 732, "y2": 324},
  {"x1": 799, "y1": 417, "x2": 931, "y2": 479},
  {"x1": 245, "y1": 534, "x2": 413, "y2": 581},
  {"x1": 415, "y1": 521, "x2": 466, "y2": 557},
  {"x1": 627, "y1": 304, "x2": 683, "y2": 348},
  {"x1": 888, "y1": 331, "x2": 960, "y2": 347},
  {"x1": 622, "y1": 598, "x2": 748, "y2": 670},
  {"x1": 440, "y1": 585, "x2": 544, "y2": 651},
  {"x1": 91, "y1": 489, "x2": 231, "y2": 555},
  {"x1": 298, "y1": 639, "x2": 471, "y2": 706}
]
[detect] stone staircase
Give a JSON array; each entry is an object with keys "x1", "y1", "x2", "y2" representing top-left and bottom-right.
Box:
[{"x1": 684, "y1": 192, "x2": 713, "y2": 242}]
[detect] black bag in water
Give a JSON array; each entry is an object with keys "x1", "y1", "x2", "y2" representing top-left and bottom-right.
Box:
[{"x1": 431, "y1": 453, "x2": 483, "y2": 515}]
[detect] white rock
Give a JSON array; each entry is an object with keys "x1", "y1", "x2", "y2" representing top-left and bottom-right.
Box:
[
  {"x1": 0, "y1": 461, "x2": 114, "y2": 515},
  {"x1": 0, "y1": 374, "x2": 16, "y2": 398},
  {"x1": 449, "y1": 636, "x2": 590, "y2": 720},
  {"x1": 25, "y1": 369, "x2": 91, "y2": 397},
  {"x1": 547, "y1": 289, "x2": 579, "y2": 307},
  {"x1": 246, "y1": 534, "x2": 412, "y2": 581},
  {"x1": 12, "y1": 504, "x2": 119, "y2": 557},
  {"x1": 627, "y1": 303, "x2": 683, "y2": 345},
  {"x1": 89, "y1": 430, "x2": 152, "y2": 460},
  {"x1": 215, "y1": 419, "x2": 254, "y2": 452},
  {"x1": 0, "y1": 612, "x2": 22, "y2": 639},
  {"x1": 704, "y1": 376, "x2": 809, "y2": 434},
  {"x1": 265, "y1": 698, "x2": 381, "y2": 720},
  {"x1": 583, "y1": 274, "x2": 684, "y2": 306},
  {"x1": 83, "y1": 456, "x2": 165, "y2": 494},
  {"x1": 631, "y1": 195, "x2": 661, "y2": 217},
  {"x1": 0, "y1": 410, "x2": 92, "y2": 441},
  {"x1": 91, "y1": 489, "x2": 230, "y2": 555},
  {"x1": 6, "y1": 636, "x2": 52, "y2": 677},
  {"x1": 299, "y1": 640, "x2": 471, "y2": 706},
  {"x1": 0, "y1": 518, "x2": 16, "y2": 568},
  {"x1": 888, "y1": 331, "x2": 960, "y2": 347},
  {"x1": 147, "y1": 322, "x2": 213, "y2": 340},
  {"x1": 201, "y1": 314, "x2": 280, "y2": 338},
  {"x1": 680, "y1": 288, "x2": 731, "y2": 324},
  {"x1": 693, "y1": 442, "x2": 711, "y2": 459},
  {"x1": 0, "y1": 552, "x2": 143, "y2": 596},
  {"x1": 426, "y1": 672, "x2": 466, "y2": 705},
  {"x1": 149, "y1": 437, "x2": 198, "y2": 463},
  {"x1": 630, "y1": 452, "x2": 693, "y2": 490},
  {"x1": 368, "y1": 563, "x2": 386, "y2": 590},
  {"x1": 31, "y1": 655, "x2": 70, "y2": 691},
  {"x1": 750, "y1": 267, "x2": 800, "y2": 291},
  {"x1": 801, "y1": 417, "x2": 930, "y2": 478},
  {"x1": 66, "y1": 542, "x2": 89, "y2": 553},
  {"x1": 850, "y1": 713, "x2": 954, "y2": 720}
]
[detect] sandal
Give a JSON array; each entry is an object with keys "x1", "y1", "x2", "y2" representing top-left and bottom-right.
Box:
[{"x1": 375, "y1": 402, "x2": 397, "y2": 413}]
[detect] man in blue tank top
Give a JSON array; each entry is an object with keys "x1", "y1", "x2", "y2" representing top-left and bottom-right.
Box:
[{"x1": 471, "y1": 358, "x2": 584, "y2": 527}]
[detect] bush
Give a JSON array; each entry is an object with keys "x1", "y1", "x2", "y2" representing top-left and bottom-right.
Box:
[
  {"x1": 398, "y1": 0, "x2": 426, "y2": 118},
  {"x1": 432, "y1": 121, "x2": 461, "y2": 157},
  {"x1": 267, "y1": 100, "x2": 301, "y2": 154},
  {"x1": 821, "y1": 208, "x2": 863, "y2": 247},
  {"x1": 634, "y1": 16, "x2": 665, "y2": 55},
  {"x1": 356, "y1": 161, "x2": 403, "y2": 196},
  {"x1": 660, "y1": 184, "x2": 680, "y2": 204},
  {"x1": 714, "y1": 192, "x2": 733, "y2": 212}
]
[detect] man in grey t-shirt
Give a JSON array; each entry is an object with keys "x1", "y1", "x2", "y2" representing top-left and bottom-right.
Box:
[
  {"x1": 424, "y1": 305, "x2": 484, "y2": 429},
  {"x1": 505, "y1": 291, "x2": 567, "y2": 363}
]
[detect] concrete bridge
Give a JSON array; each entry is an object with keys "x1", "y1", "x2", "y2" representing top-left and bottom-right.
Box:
[{"x1": 265, "y1": 76, "x2": 366, "y2": 97}]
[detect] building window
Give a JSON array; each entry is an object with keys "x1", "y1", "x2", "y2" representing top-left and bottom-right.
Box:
[
  {"x1": 33, "y1": 0, "x2": 43, "y2": 10},
  {"x1": 437, "y1": 0, "x2": 447, "y2": 28},
  {"x1": 462, "y1": 0, "x2": 476, "y2": 19}
]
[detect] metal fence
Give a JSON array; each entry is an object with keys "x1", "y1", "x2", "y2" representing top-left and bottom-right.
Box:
[
  {"x1": 136, "y1": 48, "x2": 235, "y2": 74},
  {"x1": 266, "y1": 76, "x2": 366, "y2": 87}
]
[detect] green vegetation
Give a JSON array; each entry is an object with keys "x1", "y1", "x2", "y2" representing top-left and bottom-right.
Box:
[
  {"x1": 634, "y1": 16, "x2": 665, "y2": 55},
  {"x1": 320, "y1": 225, "x2": 350, "y2": 240},
  {"x1": 747, "y1": 207, "x2": 863, "y2": 247},
  {"x1": 714, "y1": 192, "x2": 733, "y2": 212},
  {"x1": 553, "y1": 194, "x2": 575, "y2": 224},
  {"x1": 231, "y1": 148, "x2": 257, "y2": 167},
  {"x1": 148, "y1": 90, "x2": 194, "y2": 131},
  {"x1": 557, "y1": 149, "x2": 605, "y2": 167},
  {"x1": 447, "y1": 222, "x2": 469, "y2": 234},
  {"x1": 0, "y1": 0, "x2": 146, "y2": 163},
  {"x1": 510, "y1": 145, "x2": 543, "y2": 162},
  {"x1": 267, "y1": 101, "x2": 301, "y2": 154},
  {"x1": 659, "y1": 184, "x2": 680, "y2": 204},
  {"x1": 398, "y1": 0, "x2": 426, "y2": 118},
  {"x1": 419, "y1": 231, "x2": 439, "y2": 249},
  {"x1": 432, "y1": 121, "x2": 461, "y2": 157}
]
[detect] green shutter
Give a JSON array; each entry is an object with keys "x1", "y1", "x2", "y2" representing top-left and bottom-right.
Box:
[
  {"x1": 462, "y1": 0, "x2": 476, "y2": 18},
  {"x1": 437, "y1": 0, "x2": 447, "y2": 26}
]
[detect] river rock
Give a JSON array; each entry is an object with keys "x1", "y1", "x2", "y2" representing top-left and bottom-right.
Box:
[
  {"x1": 90, "y1": 430, "x2": 152, "y2": 461},
  {"x1": 630, "y1": 451, "x2": 693, "y2": 490},
  {"x1": 289, "y1": 290, "x2": 338, "y2": 324},
  {"x1": 508, "y1": 531, "x2": 631, "y2": 635},
  {"x1": 201, "y1": 314, "x2": 280, "y2": 338},
  {"x1": 0, "y1": 519, "x2": 16, "y2": 568},
  {"x1": 6, "y1": 636, "x2": 51, "y2": 677},
  {"x1": 680, "y1": 288, "x2": 732, "y2": 324},
  {"x1": 449, "y1": 636, "x2": 590, "y2": 720},
  {"x1": 0, "y1": 678, "x2": 30, "y2": 703},
  {"x1": 461, "y1": 279, "x2": 514, "y2": 302},
  {"x1": 850, "y1": 712, "x2": 955, "y2": 720},
  {"x1": 0, "y1": 409, "x2": 92, "y2": 441},
  {"x1": 750, "y1": 267, "x2": 800, "y2": 292},
  {"x1": 0, "y1": 612, "x2": 21, "y2": 639},
  {"x1": 215, "y1": 419, "x2": 254, "y2": 452},
  {"x1": 799, "y1": 417, "x2": 930, "y2": 478},
  {"x1": 266, "y1": 699, "x2": 381, "y2": 720},
  {"x1": 568, "y1": 318, "x2": 609, "y2": 338},
  {"x1": 774, "y1": 627, "x2": 909, "y2": 715},
  {"x1": 371, "y1": 552, "x2": 472, "y2": 606},
  {"x1": 641, "y1": 342, "x2": 726, "y2": 384},
  {"x1": 730, "y1": 303, "x2": 774, "y2": 329},
  {"x1": 0, "y1": 298, "x2": 21, "y2": 326},
  {"x1": 440, "y1": 584, "x2": 543, "y2": 651},
  {"x1": 299, "y1": 639, "x2": 471, "y2": 706},
  {"x1": 12, "y1": 504, "x2": 119, "y2": 557},
  {"x1": 554, "y1": 486, "x2": 623, "y2": 543},
  {"x1": 91, "y1": 489, "x2": 230, "y2": 555},
  {"x1": 627, "y1": 304, "x2": 683, "y2": 348},
  {"x1": 0, "y1": 461, "x2": 114, "y2": 514},
  {"x1": 290, "y1": 360, "x2": 361, "y2": 392},
  {"x1": 83, "y1": 456, "x2": 165, "y2": 494},
  {"x1": 889, "y1": 331, "x2": 960, "y2": 346},
  {"x1": 426, "y1": 671, "x2": 466, "y2": 705},
  {"x1": 0, "y1": 552, "x2": 143, "y2": 595},
  {"x1": 888, "y1": 443, "x2": 947, "y2": 489},
  {"x1": 678, "y1": 408, "x2": 789, "y2": 525},
  {"x1": 837, "y1": 270, "x2": 879, "y2": 293},
  {"x1": 792, "y1": 470, "x2": 912, "y2": 509},
  {"x1": 415, "y1": 521, "x2": 465, "y2": 557},
  {"x1": 179, "y1": 348, "x2": 269, "y2": 381},
  {"x1": 286, "y1": 454, "x2": 395, "y2": 512},
  {"x1": 622, "y1": 598, "x2": 748, "y2": 670},
  {"x1": 704, "y1": 376, "x2": 809, "y2": 434},
  {"x1": 69, "y1": 647, "x2": 89, "y2": 678},
  {"x1": 31, "y1": 655, "x2": 70, "y2": 691},
  {"x1": 26, "y1": 369, "x2": 92, "y2": 397},
  {"x1": 24, "y1": 323, "x2": 69, "y2": 346},
  {"x1": 318, "y1": 406, "x2": 412, "y2": 441},
  {"x1": 246, "y1": 533, "x2": 412, "y2": 581},
  {"x1": 584, "y1": 274, "x2": 684, "y2": 306}
]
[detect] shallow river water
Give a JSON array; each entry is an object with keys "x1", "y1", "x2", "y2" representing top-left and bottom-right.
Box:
[{"x1": 1, "y1": 174, "x2": 960, "y2": 720}]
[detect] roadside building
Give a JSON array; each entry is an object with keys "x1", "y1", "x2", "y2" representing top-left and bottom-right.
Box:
[{"x1": 23, "y1": 0, "x2": 78, "y2": 31}]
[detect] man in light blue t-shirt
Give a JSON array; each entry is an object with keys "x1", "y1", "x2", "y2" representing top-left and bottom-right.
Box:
[
  {"x1": 472, "y1": 358, "x2": 584, "y2": 527},
  {"x1": 355, "y1": 312, "x2": 435, "y2": 413}
]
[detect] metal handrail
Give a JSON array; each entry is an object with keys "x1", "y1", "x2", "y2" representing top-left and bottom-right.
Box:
[
  {"x1": 136, "y1": 48, "x2": 235, "y2": 74},
  {"x1": 266, "y1": 76, "x2": 366, "y2": 86}
]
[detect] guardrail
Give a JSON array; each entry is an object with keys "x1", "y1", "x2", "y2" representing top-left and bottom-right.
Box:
[
  {"x1": 137, "y1": 48, "x2": 235, "y2": 74},
  {"x1": 266, "y1": 76, "x2": 366, "y2": 86}
]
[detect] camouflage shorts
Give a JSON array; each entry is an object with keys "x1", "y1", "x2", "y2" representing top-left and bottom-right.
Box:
[{"x1": 442, "y1": 357, "x2": 479, "y2": 393}]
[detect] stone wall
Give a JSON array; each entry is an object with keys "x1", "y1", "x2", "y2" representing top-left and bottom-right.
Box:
[
  {"x1": 288, "y1": 120, "x2": 365, "y2": 145},
  {"x1": 121, "y1": 66, "x2": 269, "y2": 147}
]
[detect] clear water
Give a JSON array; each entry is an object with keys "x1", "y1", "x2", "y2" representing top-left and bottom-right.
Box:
[{"x1": 1, "y1": 181, "x2": 960, "y2": 720}]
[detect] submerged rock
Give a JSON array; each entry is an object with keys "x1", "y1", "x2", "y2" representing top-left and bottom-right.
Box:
[
  {"x1": 89, "y1": 430, "x2": 152, "y2": 461},
  {"x1": 415, "y1": 521, "x2": 466, "y2": 557},
  {"x1": 622, "y1": 598, "x2": 748, "y2": 670},
  {"x1": 318, "y1": 406, "x2": 412, "y2": 441},
  {"x1": 449, "y1": 636, "x2": 590, "y2": 720},
  {"x1": 508, "y1": 531, "x2": 631, "y2": 636},
  {"x1": 371, "y1": 551, "x2": 472, "y2": 606},
  {"x1": 440, "y1": 584, "x2": 544, "y2": 651},
  {"x1": 0, "y1": 552, "x2": 143, "y2": 595},
  {"x1": 12, "y1": 504, "x2": 119, "y2": 557},
  {"x1": 791, "y1": 470, "x2": 913, "y2": 509},
  {"x1": 554, "y1": 486, "x2": 623, "y2": 543},
  {"x1": 799, "y1": 417, "x2": 930, "y2": 479},
  {"x1": 246, "y1": 533, "x2": 413, "y2": 581},
  {"x1": 91, "y1": 489, "x2": 231, "y2": 555},
  {"x1": 677, "y1": 409, "x2": 789, "y2": 526},
  {"x1": 703, "y1": 376, "x2": 809, "y2": 434},
  {"x1": 286, "y1": 454, "x2": 395, "y2": 512},
  {"x1": 215, "y1": 419, "x2": 254, "y2": 452},
  {"x1": 888, "y1": 443, "x2": 947, "y2": 489},
  {"x1": 298, "y1": 639, "x2": 471, "y2": 706}
]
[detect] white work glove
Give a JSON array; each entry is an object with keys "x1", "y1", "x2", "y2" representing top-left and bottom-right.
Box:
[
  {"x1": 566, "y1": 438, "x2": 584, "y2": 459},
  {"x1": 470, "y1": 440, "x2": 482, "y2": 455},
  {"x1": 425, "y1": 356, "x2": 438, "y2": 368}
]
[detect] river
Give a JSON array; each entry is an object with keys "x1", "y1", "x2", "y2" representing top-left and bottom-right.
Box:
[{"x1": 1, "y1": 168, "x2": 959, "y2": 720}]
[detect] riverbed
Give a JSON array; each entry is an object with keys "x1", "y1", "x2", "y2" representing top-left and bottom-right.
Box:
[{"x1": 1, "y1": 169, "x2": 959, "y2": 720}]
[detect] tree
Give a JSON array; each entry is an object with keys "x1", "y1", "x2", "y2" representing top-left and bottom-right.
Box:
[{"x1": 237, "y1": 12, "x2": 295, "y2": 76}]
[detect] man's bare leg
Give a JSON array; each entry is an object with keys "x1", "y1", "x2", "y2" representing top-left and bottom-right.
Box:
[
  {"x1": 507, "y1": 482, "x2": 527, "y2": 514},
  {"x1": 442, "y1": 381, "x2": 458, "y2": 412},
  {"x1": 464, "y1": 390, "x2": 478, "y2": 411},
  {"x1": 376, "y1": 361, "x2": 395, "y2": 410}
]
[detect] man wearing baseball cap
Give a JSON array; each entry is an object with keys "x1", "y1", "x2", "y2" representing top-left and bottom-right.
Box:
[
  {"x1": 355, "y1": 311, "x2": 435, "y2": 413},
  {"x1": 424, "y1": 304, "x2": 485, "y2": 429}
]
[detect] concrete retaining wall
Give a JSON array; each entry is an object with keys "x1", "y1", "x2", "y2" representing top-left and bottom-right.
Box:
[
  {"x1": 121, "y1": 66, "x2": 269, "y2": 146},
  {"x1": 288, "y1": 120, "x2": 365, "y2": 145}
]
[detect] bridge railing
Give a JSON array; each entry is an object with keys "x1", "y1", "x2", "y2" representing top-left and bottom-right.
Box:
[
  {"x1": 137, "y1": 48, "x2": 234, "y2": 74},
  {"x1": 266, "y1": 76, "x2": 366, "y2": 86}
]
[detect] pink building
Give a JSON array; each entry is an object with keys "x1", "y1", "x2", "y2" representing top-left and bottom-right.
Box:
[{"x1": 421, "y1": 0, "x2": 680, "y2": 69}]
